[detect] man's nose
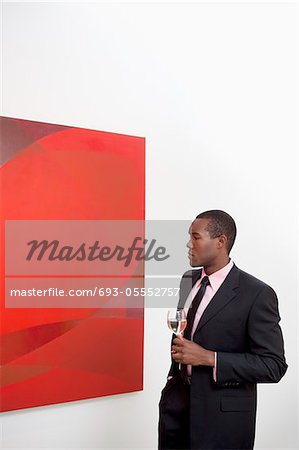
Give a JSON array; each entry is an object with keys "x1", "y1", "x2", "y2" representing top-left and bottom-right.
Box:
[{"x1": 186, "y1": 240, "x2": 193, "y2": 249}]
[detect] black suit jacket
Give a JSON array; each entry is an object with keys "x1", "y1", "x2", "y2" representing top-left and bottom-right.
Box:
[{"x1": 165, "y1": 263, "x2": 288, "y2": 449}]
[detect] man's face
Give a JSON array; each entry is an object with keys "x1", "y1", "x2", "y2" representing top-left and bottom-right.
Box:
[{"x1": 186, "y1": 218, "x2": 221, "y2": 267}]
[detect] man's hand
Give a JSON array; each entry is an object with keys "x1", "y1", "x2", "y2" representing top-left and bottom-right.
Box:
[{"x1": 171, "y1": 336, "x2": 215, "y2": 367}]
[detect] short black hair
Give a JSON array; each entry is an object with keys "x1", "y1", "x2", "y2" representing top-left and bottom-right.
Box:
[{"x1": 195, "y1": 210, "x2": 237, "y2": 254}]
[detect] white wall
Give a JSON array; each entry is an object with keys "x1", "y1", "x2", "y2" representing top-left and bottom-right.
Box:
[{"x1": 1, "y1": 1, "x2": 298, "y2": 449}]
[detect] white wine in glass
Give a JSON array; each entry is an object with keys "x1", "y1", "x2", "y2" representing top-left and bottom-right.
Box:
[{"x1": 167, "y1": 308, "x2": 187, "y2": 336}]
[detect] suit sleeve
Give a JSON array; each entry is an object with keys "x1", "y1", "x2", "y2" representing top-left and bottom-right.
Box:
[
  {"x1": 167, "y1": 271, "x2": 192, "y2": 378},
  {"x1": 215, "y1": 285, "x2": 288, "y2": 385},
  {"x1": 167, "y1": 332, "x2": 180, "y2": 377}
]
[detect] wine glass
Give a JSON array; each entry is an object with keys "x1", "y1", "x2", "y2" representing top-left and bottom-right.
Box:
[{"x1": 167, "y1": 308, "x2": 187, "y2": 337}]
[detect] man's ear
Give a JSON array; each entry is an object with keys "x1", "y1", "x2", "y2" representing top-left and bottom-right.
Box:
[{"x1": 217, "y1": 234, "x2": 227, "y2": 248}]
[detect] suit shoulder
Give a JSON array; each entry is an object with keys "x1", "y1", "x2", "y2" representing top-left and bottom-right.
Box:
[
  {"x1": 182, "y1": 269, "x2": 195, "y2": 278},
  {"x1": 237, "y1": 267, "x2": 276, "y2": 295},
  {"x1": 181, "y1": 268, "x2": 201, "y2": 279}
]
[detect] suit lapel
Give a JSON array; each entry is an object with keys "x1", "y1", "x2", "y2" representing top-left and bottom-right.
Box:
[{"x1": 193, "y1": 263, "x2": 240, "y2": 336}]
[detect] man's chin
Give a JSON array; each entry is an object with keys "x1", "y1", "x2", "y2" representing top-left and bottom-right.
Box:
[{"x1": 188, "y1": 257, "x2": 201, "y2": 267}]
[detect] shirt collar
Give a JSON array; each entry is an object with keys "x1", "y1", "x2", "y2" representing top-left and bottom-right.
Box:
[{"x1": 199, "y1": 258, "x2": 234, "y2": 291}]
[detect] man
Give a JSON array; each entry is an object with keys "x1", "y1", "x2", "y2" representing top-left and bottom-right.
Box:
[{"x1": 158, "y1": 210, "x2": 288, "y2": 450}]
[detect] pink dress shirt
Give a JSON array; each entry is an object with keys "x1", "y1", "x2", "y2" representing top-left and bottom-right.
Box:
[{"x1": 183, "y1": 258, "x2": 234, "y2": 380}]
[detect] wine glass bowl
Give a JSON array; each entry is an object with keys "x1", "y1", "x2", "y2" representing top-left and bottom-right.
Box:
[{"x1": 167, "y1": 308, "x2": 187, "y2": 336}]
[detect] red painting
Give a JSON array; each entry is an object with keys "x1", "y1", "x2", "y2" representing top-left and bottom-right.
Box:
[{"x1": 0, "y1": 116, "x2": 145, "y2": 412}]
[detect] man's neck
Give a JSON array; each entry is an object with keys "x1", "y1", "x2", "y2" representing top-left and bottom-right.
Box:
[{"x1": 203, "y1": 257, "x2": 231, "y2": 276}]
